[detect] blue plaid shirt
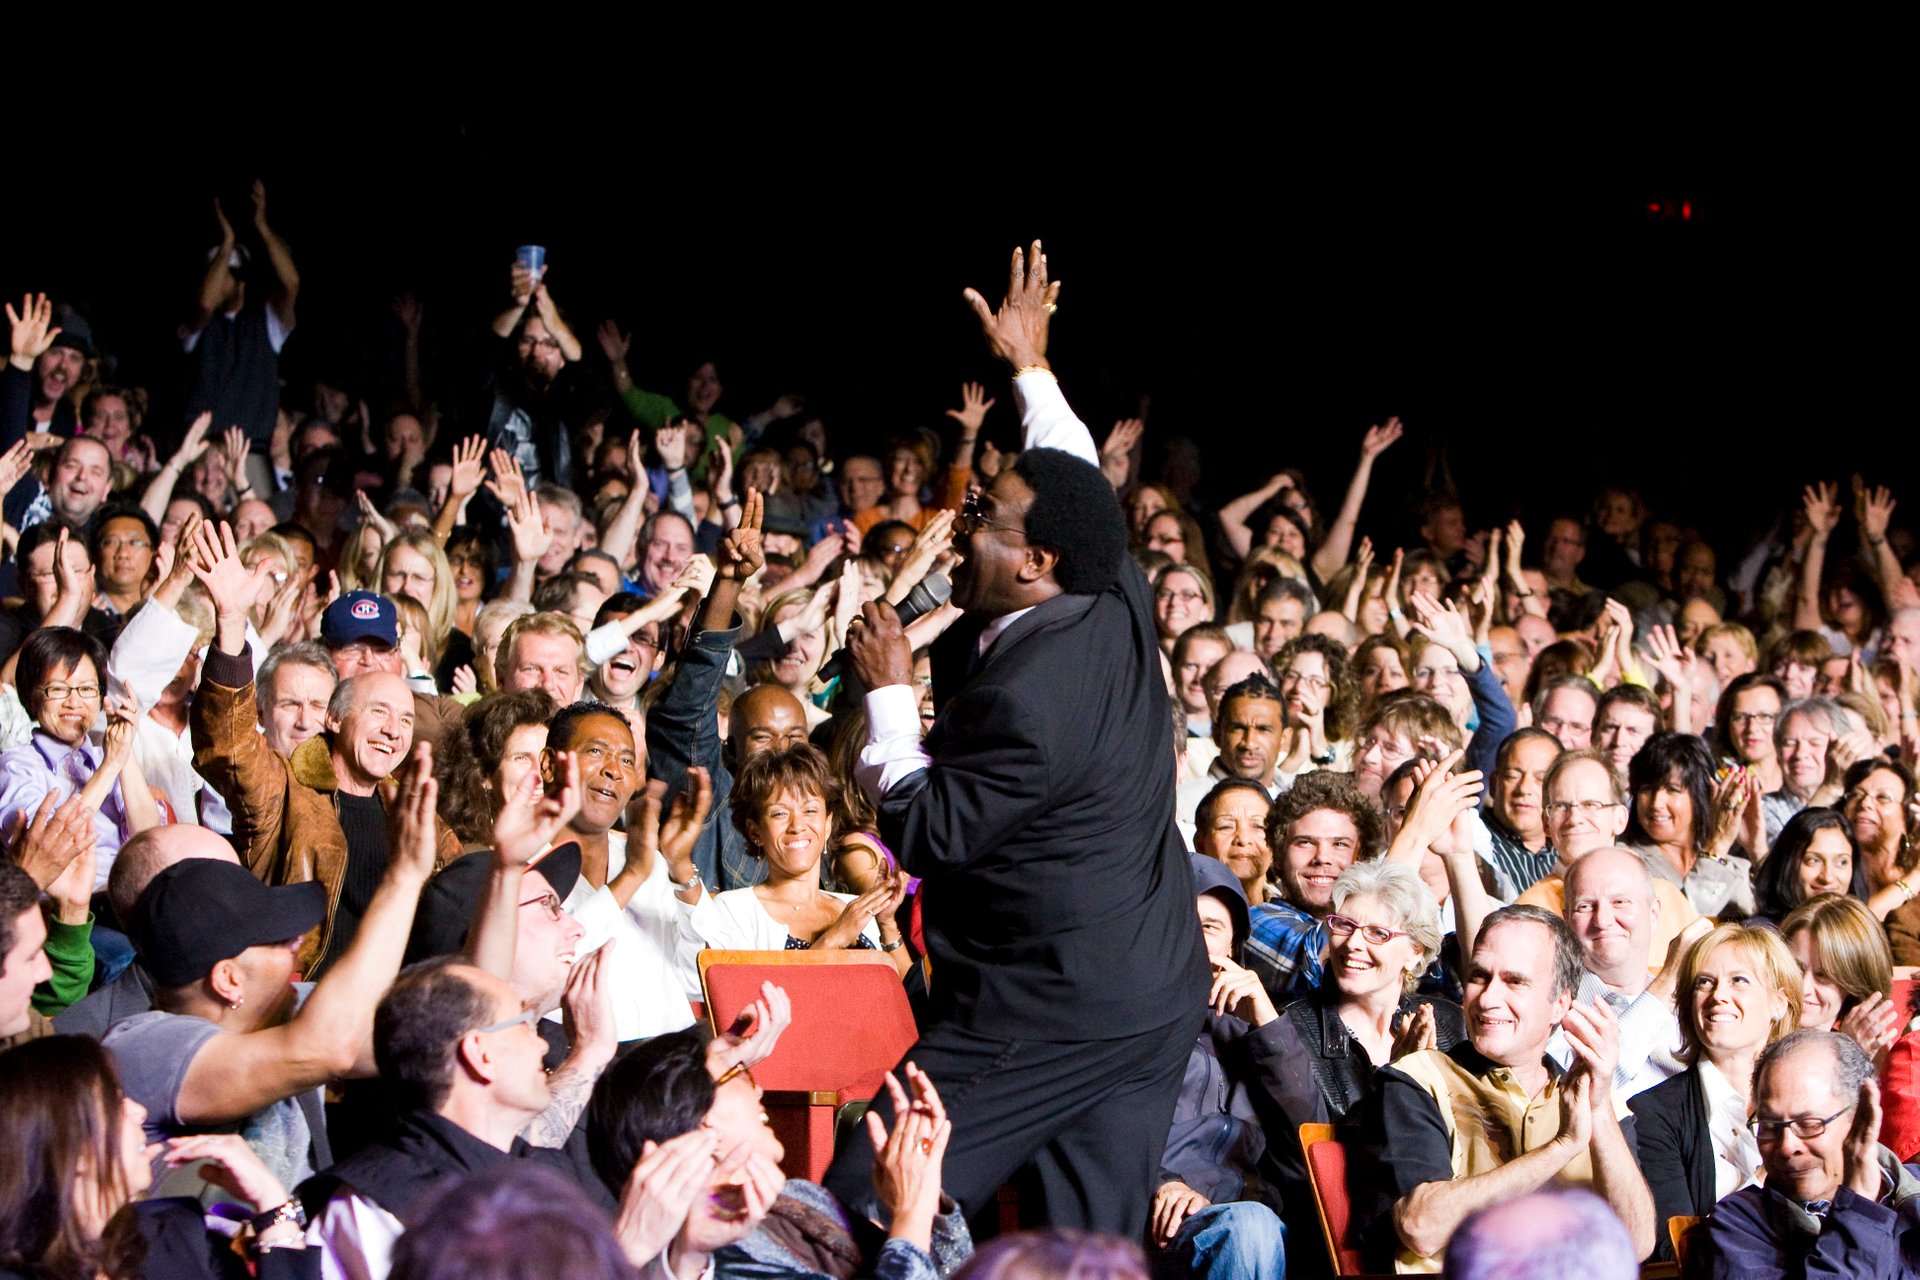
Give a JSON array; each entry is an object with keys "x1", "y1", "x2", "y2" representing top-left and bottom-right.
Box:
[{"x1": 1245, "y1": 900, "x2": 1328, "y2": 998}]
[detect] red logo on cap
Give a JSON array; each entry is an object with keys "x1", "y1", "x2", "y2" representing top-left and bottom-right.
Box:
[{"x1": 351, "y1": 600, "x2": 381, "y2": 620}]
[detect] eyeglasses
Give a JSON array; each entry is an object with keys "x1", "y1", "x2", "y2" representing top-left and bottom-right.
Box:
[
  {"x1": 1729, "y1": 712, "x2": 1778, "y2": 727},
  {"x1": 519, "y1": 894, "x2": 564, "y2": 921},
  {"x1": 37, "y1": 683, "x2": 102, "y2": 703},
  {"x1": 1752, "y1": 1104, "x2": 1853, "y2": 1142},
  {"x1": 1324, "y1": 914, "x2": 1411, "y2": 946},
  {"x1": 1279, "y1": 670, "x2": 1331, "y2": 693},
  {"x1": 1543, "y1": 800, "x2": 1622, "y2": 817},
  {"x1": 959, "y1": 489, "x2": 1025, "y2": 538},
  {"x1": 1413, "y1": 666, "x2": 1461, "y2": 682},
  {"x1": 1157, "y1": 589, "x2": 1205, "y2": 605},
  {"x1": 517, "y1": 334, "x2": 562, "y2": 351},
  {"x1": 714, "y1": 1062, "x2": 759, "y2": 1089},
  {"x1": 99, "y1": 536, "x2": 151, "y2": 552},
  {"x1": 475, "y1": 1007, "x2": 541, "y2": 1035}
]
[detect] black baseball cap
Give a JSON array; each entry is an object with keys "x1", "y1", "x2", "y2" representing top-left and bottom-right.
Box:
[
  {"x1": 126, "y1": 861, "x2": 328, "y2": 988},
  {"x1": 405, "y1": 842, "x2": 582, "y2": 964}
]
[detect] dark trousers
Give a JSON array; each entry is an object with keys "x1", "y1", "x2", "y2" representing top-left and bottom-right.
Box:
[{"x1": 824, "y1": 1010, "x2": 1201, "y2": 1237}]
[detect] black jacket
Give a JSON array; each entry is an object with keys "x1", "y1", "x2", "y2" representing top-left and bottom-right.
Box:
[
  {"x1": 1278, "y1": 987, "x2": 1467, "y2": 1126},
  {"x1": 884, "y1": 562, "x2": 1208, "y2": 1040},
  {"x1": 1629, "y1": 1064, "x2": 1717, "y2": 1259},
  {"x1": 1161, "y1": 1011, "x2": 1325, "y2": 1208}
]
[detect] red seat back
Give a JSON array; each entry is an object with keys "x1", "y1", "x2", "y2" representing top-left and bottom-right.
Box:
[
  {"x1": 698, "y1": 950, "x2": 917, "y2": 1099},
  {"x1": 1301, "y1": 1123, "x2": 1374, "y2": 1277}
]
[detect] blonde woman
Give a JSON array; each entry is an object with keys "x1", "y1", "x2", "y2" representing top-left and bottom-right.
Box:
[
  {"x1": 1629, "y1": 924, "x2": 1803, "y2": 1243},
  {"x1": 377, "y1": 527, "x2": 470, "y2": 684}
]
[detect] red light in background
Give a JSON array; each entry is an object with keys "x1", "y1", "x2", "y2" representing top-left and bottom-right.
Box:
[{"x1": 1681, "y1": 201, "x2": 1692, "y2": 221}]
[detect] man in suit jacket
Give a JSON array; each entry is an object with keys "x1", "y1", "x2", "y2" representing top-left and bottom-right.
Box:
[{"x1": 829, "y1": 243, "x2": 1208, "y2": 1235}]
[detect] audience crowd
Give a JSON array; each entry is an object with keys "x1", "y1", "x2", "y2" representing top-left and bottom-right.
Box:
[{"x1": 6, "y1": 205, "x2": 1920, "y2": 1280}]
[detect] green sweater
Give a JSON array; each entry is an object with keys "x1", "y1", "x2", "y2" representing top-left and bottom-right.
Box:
[
  {"x1": 32, "y1": 911, "x2": 94, "y2": 1017},
  {"x1": 619, "y1": 384, "x2": 738, "y2": 476}
]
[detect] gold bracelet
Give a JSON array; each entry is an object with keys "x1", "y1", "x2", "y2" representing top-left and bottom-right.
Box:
[
  {"x1": 1900, "y1": 879, "x2": 1916, "y2": 903},
  {"x1": 1012, "y1": 364, "x2": 1054, "y2": 381}
]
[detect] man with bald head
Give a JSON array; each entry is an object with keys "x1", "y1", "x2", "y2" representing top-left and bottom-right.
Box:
[
  {"x1": 1686, "y1": 1029, "x2": 1920, "y2": 1277},
  {"x1": 1549, "y1": 846, "x2": 1684, "y2": 1101},
  {"x1": 56, "y1": 825, "x2": 242, "y2": 1037},
  {"x1": 190, "y1": 524, "x2": 459, "y2": 974},
  {"x1": 643, "y1": 492, "x2": 774, "y2": 889}
]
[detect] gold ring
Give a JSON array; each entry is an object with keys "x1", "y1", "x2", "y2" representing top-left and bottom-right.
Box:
[{"x1": 1044, "y1": 304, "x2": 1058, "y2": 314}]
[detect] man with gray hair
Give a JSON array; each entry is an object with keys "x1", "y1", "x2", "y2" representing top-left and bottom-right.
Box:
[
  {"x1": 1766, "y1": 697, "x2": 1874, "y2": 845},
  {"x1": 1684, "y1": 1029, "x2": 1920, "y2": 1277},
  {"x1": 1372, "y1": 903, "x2": 1655, "y2": 1270},
  {"x1": 1443, "y1": 1187, "x2": 1639, "y2": 1280},
  {"x1": 257, "y1": 640, "x2": 339, "y2": 758}
]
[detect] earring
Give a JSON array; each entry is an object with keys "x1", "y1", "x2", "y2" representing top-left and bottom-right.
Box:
[{"x1": 229, "y1": 996, "x2": 245, "y2": 1011}]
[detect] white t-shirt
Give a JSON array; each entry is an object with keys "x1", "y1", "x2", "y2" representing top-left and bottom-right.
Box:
[{"x1": 555, "y1": 832, "x2": 699, "y2": 1042}]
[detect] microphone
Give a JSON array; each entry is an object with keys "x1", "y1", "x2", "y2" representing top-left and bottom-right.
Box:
[{"x1": 819, "y1": 572, "x2": 952, "y2": 685}]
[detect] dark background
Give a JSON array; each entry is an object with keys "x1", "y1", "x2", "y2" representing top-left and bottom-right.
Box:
[{"x1": 5, "y1": 79, "x2": 1903, "y2": 555}]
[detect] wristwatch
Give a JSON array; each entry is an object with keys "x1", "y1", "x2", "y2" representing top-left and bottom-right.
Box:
[{"x1": 250, "y1": 1197, "x2": 307, "y2": 1237}]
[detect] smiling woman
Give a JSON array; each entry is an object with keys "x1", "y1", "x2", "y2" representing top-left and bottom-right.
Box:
[{"x1": 677, "y1": 744, "x2": 912, "y2": 978}]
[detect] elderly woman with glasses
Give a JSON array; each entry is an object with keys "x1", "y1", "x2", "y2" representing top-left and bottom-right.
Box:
[{"x1": 1273, "y1": 859, "x2": 1464, "y2": 1123}]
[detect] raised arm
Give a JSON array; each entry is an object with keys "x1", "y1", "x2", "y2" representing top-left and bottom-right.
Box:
[
  {"x1": 1218, "y1": 474, "x2": 1296, "y2": 563},
  {"x1": 189, "y1": 202, "x2": 237, "y2": 333},
  {"x1": 1856, "y1": 480, "x2": 1907, "y2": 604},
  {"x1": 175, "y1": 744, "x2": 442, "y2": 1123},
  {"x1": 1311, "y1": 417, "x2": 1403, "y2": 582},
  {"x1": 248, "y1": 181, "x2": 298, "y2": 329},
  {"x1": 430, "y1": 435, "x2": 488, "y2": 542},
  {"x1": 1795, "y1": 482, "x2": 1840, "y2": 631},
  {"x1": 600, "y1": 430, "x2": 657, "y2": 568},
  {"x1": 4, "y1": 293, "x2": 60, "y2": 450},
  {"x1": 944, "y1": 381, "x2": 996, "y2": 484},
  {"x1": 141, "y1": 413, "x2": 214, "y2": 524},
  {"x1": 963, "y1": 240, "x2": 1096, "y2": 464}
]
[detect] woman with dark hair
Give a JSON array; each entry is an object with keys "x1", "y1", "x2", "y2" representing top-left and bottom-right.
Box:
[
  {"x1": 443, "y1": 529, "x2": 495, "y2": 641},
  {"x1": 585, "y1": 1026, "x2": 965, "y2": 1280},
  {"x1": 850, "y1": 434, "x2": 965, "y2": 537},
  {"x1": 0, "y1": 627, "x2": 159, "y2": 887},
  {"x1": 1627, "y1": 925, "x2": 1803, "y2": 1254},
  {"x1": 433, "y1": 688, "x2": 559, "y2": 850},
  {"x1": 1271, "y1": 633, "x2": 1359, "y2": 781},
  {"x1": 1712, "y1": 673, "x2": 1787, "y2": 796},
  {"x1": 676, "y1": 744, "x2": 912, "y2": 977},
  {"x1": 0, "y1": 1035, "x2": 315, "y2": 1280},
  {"x1": 1751, "y1": 807, "x2": 1863, "y2": 923},
  {"x1": 1624, "y1": 732, "x2": 1754, "y2": 918},
  {"x1": 1137, "y1": 509, "x2": 1209, "y2": 577}
]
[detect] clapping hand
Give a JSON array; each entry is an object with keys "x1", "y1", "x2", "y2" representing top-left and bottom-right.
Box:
[
  {"x1": 3, "y1": 791, "x2": 96, "y2": 891},
  {"x1": 386, "y1": 743, "x2": 441, "y2": 881},
  {"x1": 494, "y1": 750, "x2": 581, "y2": 868},
  {"x1": 0, "y1": 440, "x2": 32, "y2": 498},
  {"x1": 705, "y1": 979, "x2": 795, "y2": 1081},
  {"x1": 613, "y1": 1129, "x2": 720, "y2": 1267},
  {"x1": 865, "y1": 1063, "x2": 952, "y2": 1250}
]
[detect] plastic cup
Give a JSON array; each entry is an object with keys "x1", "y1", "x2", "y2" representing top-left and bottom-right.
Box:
[{"x1": 515, "y1": 244, "x2": 547, "y2": 281}]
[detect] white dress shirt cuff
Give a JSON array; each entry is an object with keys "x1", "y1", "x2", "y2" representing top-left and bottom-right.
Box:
[
  {"x1": 857, "y1": 683, "x2": 930, "y2": 805},
  {"x1": 1013, "y1": 369, "x2": 1099, "y2": 465},
  {"x1": 585, "y1": 620, "x2": 628, "y2": 667}
]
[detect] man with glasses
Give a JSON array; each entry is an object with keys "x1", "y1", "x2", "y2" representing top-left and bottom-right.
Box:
[
  {"x1": 839, "y1": 243, "x2": 1206, "y2": 1236},
  {"x1": 1518, "y1": 750, "x2": 1701, "y2": 973},
  {"x1": 1371, "y1": 904, "x2": 1656, "y2": 1270},
  {"x1": 1685, "y1": 1029, "x2": 1920, "y2": 1276},
  {"x1": 303, "y1": 958, "x2": 599, "y2": 1280}
]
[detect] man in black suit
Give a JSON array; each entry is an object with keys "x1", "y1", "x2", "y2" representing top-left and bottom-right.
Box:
[{"x1": 828, "y1": 242, "x2": 1208, "y2": 1234}]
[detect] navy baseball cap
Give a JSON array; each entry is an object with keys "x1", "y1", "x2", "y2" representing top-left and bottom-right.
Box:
[
  {"x1": 127, "y1": 861, "x2": 328, "y2": 987},
  {"x1": 322, "y1": 591, "x2": 398, "y2": 648}
]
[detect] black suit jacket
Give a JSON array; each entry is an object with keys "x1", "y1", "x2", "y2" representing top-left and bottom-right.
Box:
[
  {"x1": 1629, "y1": 1064, "x2": 1716, "y2": 1258},
  {"x1": 880, "y1": 562, "x2": 1208, "y2": 1041}
]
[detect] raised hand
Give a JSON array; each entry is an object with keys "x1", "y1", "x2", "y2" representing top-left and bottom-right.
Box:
[
  {"x1": 1643, "y1": 623, "x2": 1690, "y2": 689},
  {"x1": 449, "y1": 665, "x2": 478, "y2": 697},
  {"x1": 1360, "y1": 416, "x2": 1404, "y2": 461},
  {"x1": 1101, "y1": 418, "x2": 1143, "y2": 490},
  {"x1": 249, "y1": 179, "x2": 271, "y2": 231},
  {"x1": 1855, "y1": 479, "x2": 1898, "y2": 545},
  {"x1": 659, "y1": 767, "x2": 713, "y2": 882},
  {"x1": 1407, "y1": 590, "x2": 1478, "y2": 669},
  {"x1": 962, "y1": 239, "x2": 1061, "y2": 370},
  {"x1": 509, "y1": 262, "x2": 535, "y2": 306},
  {"x1": 715, "y1": 489, "x2": 764, "y2": 582},
  {"x1": 889, "y1": 509, "x2": 956, "y2": 598},
  {"x1": 256, "y1": 569, "x2": 308, "y2": 649},
  {"x1": 1846, "y1": 1077, "x2": 1888, "y2": 1199},
  {"x1": 212, "y1": 198, "x2": 236, "y2": 249},
  {"x1": 561, "y1": 939, "x2": 616, "y2": 1063},
  {"x1": 221, "y1": 425, "x2": 251, "y2": 489},
  {"x1": 945, "y1": 381, "x2": 998, "y2": 435},
  {"x1": 448, "y1": 435, "x2": 488, "y2": 501},
  {"x1": 173, "y1": 412, "x2": 215, "y2": 469},
  {"x1": 53, "y1": 526, "x2": 94, "y2": 610},
  {"x1": 1391, "y1": 1002, "x2": 1439, "y2": 1060},
  {"x1": 1837, "y1": 991, "x2": 1903, "y2": 1064},
  {"x1": 5, "y1": 292, "x2": 59, "y2": 369},
  {"x1": 1803, "y1": 481, "x2": 1841, "y2": 538},
  {"x1": 1399, "y1": 750, "x2": 1485, "y2": 853},
  {"x1": 506, "y1": 489, "x2": 553, "y2": 567},
  {"x1": 976, "y1": 440, "x2": 1004, "y2": 480},
  {"x1": 596, "y1": 318, "x2": 631, "y2": 364},
  {"x1": 705, "y1": 978, "x2": 793, "y2": 1080},
  {"x1": 0, "y1": 440, "x2": 32, "y2": 497},
  {"x1": 655, "y1": 421, "x2": 690, "y2": 472},
  {"x1": 494, "y1": 750, "x2": 580, "y2": 868},
  {"x1": 484, "y1": 447, "x2": 528, "y2": 509}
]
